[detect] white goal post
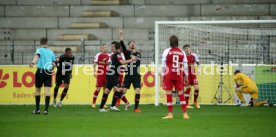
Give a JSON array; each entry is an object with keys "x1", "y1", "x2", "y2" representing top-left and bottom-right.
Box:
[{"x1": 154, "y1": 20, "x2": 276, "y2": 106}]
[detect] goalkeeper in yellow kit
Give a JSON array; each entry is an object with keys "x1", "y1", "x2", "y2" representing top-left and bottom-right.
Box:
[{"x1": 234, "y1": 70, "x2": 268, "y2": 107}]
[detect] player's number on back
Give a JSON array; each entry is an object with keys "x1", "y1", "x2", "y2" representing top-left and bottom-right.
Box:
[{"x1": 172, "y1": 55, "x2": 179, "y2": 72}]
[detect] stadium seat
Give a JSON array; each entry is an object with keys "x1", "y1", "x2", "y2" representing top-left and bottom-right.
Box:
[
  {"x1": 81, "y1": 11, "x2": 119, "y2": 17},
  {"x1": 58, "y1": 34, "x2": 96, "y2": 40},
  {"x1": 91, "y1": 0, "x2": 128, "y2": 5},
  {"x1": 70, "y1": 22, "x2": 107, "y2": 29}
]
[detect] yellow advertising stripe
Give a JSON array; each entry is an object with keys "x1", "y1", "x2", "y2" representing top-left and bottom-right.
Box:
[{"x1": 0, "y1": 65, "x2": 235, "y2": 104}]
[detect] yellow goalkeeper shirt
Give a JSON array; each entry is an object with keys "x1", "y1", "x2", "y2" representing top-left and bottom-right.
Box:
[{"x1": 234, "y1": 73, "x2": 255, "y2": 86}]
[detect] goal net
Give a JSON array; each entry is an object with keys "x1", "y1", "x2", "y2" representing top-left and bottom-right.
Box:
[{"x1": 154, "y1": 20, "x2": 276, "y2": 106}]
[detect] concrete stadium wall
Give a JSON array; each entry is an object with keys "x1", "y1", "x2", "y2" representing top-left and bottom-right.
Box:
[
  {"x1": 59, "y1": 17, "x2": 123, "y2": 28},
  {"x1": 1, "y1": 0, "x2": 276, "y2": 64},
  {"x1": 0, "y1": 17, "x2": 58, "y2": 28},
  {"x1": 1, "y1": 16, "x2": 275, "y2": 40},
  {"x1": 2, "y1": 0, "x2": 276, "y2": 5},
  {"x1": 0, "y1": 4, "x2": 275, "y2": 17},
  {"x1": 5, "y1": 6, "x2": 70, "y2": 17},
  {"x1": 70, "y1": 6, "x2": 134, "y2": 17}
]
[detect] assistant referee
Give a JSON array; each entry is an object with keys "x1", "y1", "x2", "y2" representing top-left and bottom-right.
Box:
[{"x1": 29, "y1": 37, "x2": 56, "y2": 115}]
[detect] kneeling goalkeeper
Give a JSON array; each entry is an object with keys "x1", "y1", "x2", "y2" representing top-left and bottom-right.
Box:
[{"x1": 234, "y1": 70, "x2": 268, "y2": 107}]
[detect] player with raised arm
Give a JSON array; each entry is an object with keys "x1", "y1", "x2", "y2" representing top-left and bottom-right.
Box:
[
  {"x1": 53, "y1": 48, "x2": 75, "y2": 108},
  {"x1": 109, "y1": 42, "x2": 130, "y2": 107},
  {"x1": 183, "y1": 44, "x2": 201, "y2": 109},
  {"x1": 120, "y1": 30, "x2": 142, "y2": 112},
  {"x1": 98, "y1": 42, "x2": 137, "y2": 112},
  {"x1": 161, "y1": 35, "x2": 189, "y2": 120},
  {"x1": 91, "y1": 44, "x2": 109, "y2": 108}
]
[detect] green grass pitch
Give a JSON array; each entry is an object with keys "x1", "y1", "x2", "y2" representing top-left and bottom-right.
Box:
[{"x1": 0, "y1": 105, "x2": 275, "y2": 137}]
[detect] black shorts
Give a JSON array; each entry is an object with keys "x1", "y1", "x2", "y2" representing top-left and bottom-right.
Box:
[
  {"x1": 35, "y1": 69, "x2": 52, "y2": 88},
  {"x1": 56, "y1": 73, "x2": 71, "y2": 85},
  {"x1": 123, "y1": 75, "x2": 141, "y2": 89},
  {"x1": 105, "y1": 75, "x2": 121, "y2": 91}
]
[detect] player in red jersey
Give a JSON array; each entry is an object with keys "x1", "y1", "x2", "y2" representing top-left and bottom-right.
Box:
[
  {"x1": 92, "y1": 44, "x2": 110, "y2": 108},
  {"x1": 161, "y1": 35, "x2": 189, "y2": 120},
  {"x1": 183, "y1": 44, "x2": 201, "y2": 109}
]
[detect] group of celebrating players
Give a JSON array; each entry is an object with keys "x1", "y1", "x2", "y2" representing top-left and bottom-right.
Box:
[
  {"x1": 29, "y1": 31, "x2": 146, "y2": 114},
  {"x1": 29, "y1": 31, "x2": 203, "y2": 119},
  {"x1": 29, "y1": 29, "x2": 271, "y2": 118},
  {"x1": 91, "y1": 31, "x2": 142, "y2": 112},
  {"x1": 91, "y1": 33, "x2": 202, "y2": 118}
]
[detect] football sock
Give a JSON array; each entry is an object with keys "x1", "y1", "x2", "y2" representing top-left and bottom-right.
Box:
[
  {"x1": 45, "y1": 96, "x2": 50, "y2": 111},
  {"x1": 54, "y1": 85, "x2": 59, "y2": 100},
  {"x1": 35, "y1": 95, "x2": 40, "y2": 111},
  {"x1": 92, "y1": 89, "x2": 99, "y2": 104},
  {"x1": 111, "y1": 92, "x2": 120, "y2": 107},
  {"x1": 185, "y1": 88, "x2": 191, "y2": 105},
  {"x1": 256, "y1": 101, "x2": 267, "y2": 107},
  {"x1": 60, "y1": 88, "x2": 68, "y2": 101},
  {"x1": 178, "y1": 93, "x2": 187, "y2": 113},
  {"x1": 194, "y1": 90, "x2": 199, "y2": 103},
  {"x1": 100, "y1": 93, "x2": 108, "y2": 109},
  {"x1": 117, "y1": 97, "x2": 121, "y2": 106},
  {"x1": 134, "y1": 94, "x2": 140, "y2": 109},
  {"x1": 121, "y1": 94, "x2": 129, "y2": 104},
  {"x1": 166, "y1": 94, "x2": 173, "y2": 113}
]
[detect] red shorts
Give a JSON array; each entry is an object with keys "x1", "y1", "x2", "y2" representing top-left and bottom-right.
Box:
[
  {"x1": 96, "y1": 76, "x2": 106, "y2": 87},
  {"x1": 163, "y1": 77, "x2": 184, "y2": 91},
  {"x1": 185, "y1": 75, "x2": 198, "y2": 86}
]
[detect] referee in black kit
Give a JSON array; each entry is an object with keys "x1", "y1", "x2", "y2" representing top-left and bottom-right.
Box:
[{"x1": 29, "y1": 38, "x2": 56, "y2": 115}]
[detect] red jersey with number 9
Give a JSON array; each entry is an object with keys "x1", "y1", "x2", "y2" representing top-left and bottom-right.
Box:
[{"x1": 162, "y1": 47, "x2": 188, "y2": 80}]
